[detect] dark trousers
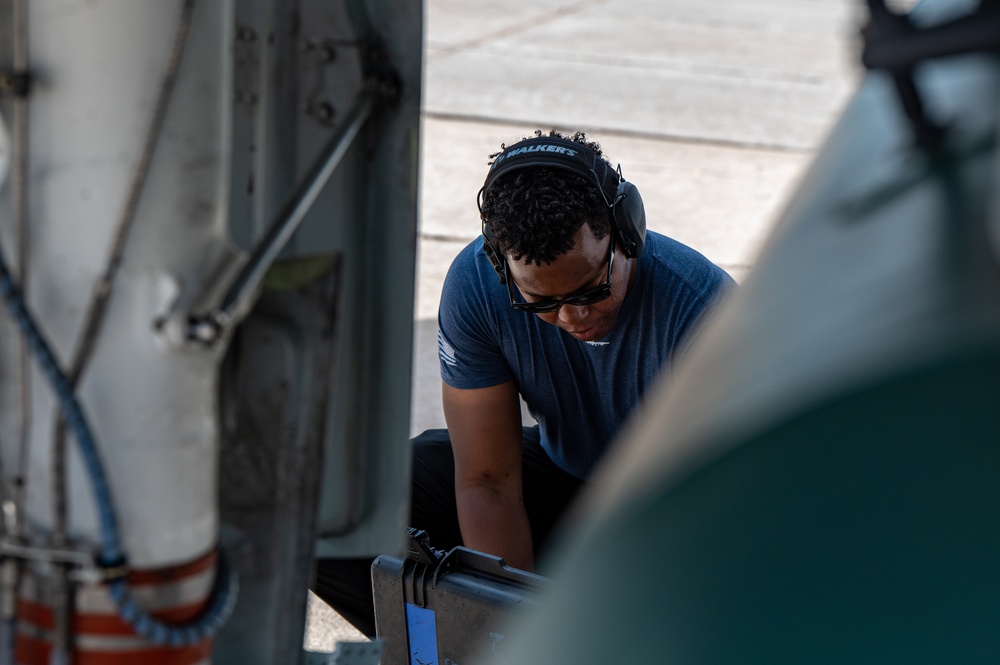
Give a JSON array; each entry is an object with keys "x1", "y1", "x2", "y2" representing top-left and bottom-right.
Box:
[{"x1": 312, "y1": 427, "x2": 586, "y2": 637}]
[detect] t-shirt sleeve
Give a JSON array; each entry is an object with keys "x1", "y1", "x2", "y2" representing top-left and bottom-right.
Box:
[
  {"x1": 437, "y1": 241, "x2": 514, "y2": 390},
  {"x1": 663, "y1": 248, "x2": 738, "y2": 363}
]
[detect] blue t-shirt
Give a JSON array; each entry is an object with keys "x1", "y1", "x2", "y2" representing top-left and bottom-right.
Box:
[{"x1": 437, "y1": 230, "x2": 735, "y2": 479}]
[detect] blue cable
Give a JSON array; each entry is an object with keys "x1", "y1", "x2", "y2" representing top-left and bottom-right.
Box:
[
  {"x1": 1, "y1": 618, "x2": 14, "y2": 665},
  {"x1": 0, "y1": 249, "x2": 237, "y2": 645},
  {"x1": 107, "y1": 553, "x2": 239, "y2": 646},
  {"x1": 0, "y1": 256, "x2": 122, "y2": 563},
  {"x1": 48, "y1": 648, "x2": 69, "y2": 665}
]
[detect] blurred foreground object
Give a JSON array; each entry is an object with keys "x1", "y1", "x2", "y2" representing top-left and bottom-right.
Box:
[{"x1": 495, "y1": 0, "x2": 1000, "y2": 662}]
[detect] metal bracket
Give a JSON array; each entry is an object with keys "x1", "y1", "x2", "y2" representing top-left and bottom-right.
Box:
[
  {"x1": 0, "y1": 539, "x2": 124, "y2": 585},
  {"x1": 0, "y1": 69, "x2": 30, "y2": 97},
  {"x1": 360, "y1": 32, "x2": 401, "y2": 105},
  {"x1": 186, "y1": 26, "x2": 406, "y2": 347},
  {"x1": 187, "y1": 91, "x2": 374, "y2": 347}
]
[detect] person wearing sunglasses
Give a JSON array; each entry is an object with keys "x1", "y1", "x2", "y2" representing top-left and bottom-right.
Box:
[
  {"x1": 432, "y1": 128, "x2": 734, "y2": 564},
  {"x1": 313, "y1": 130, "x2": 734, "y2": 637}
]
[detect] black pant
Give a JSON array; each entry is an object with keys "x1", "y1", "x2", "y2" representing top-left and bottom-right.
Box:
[{"x1": 312, "y1": 427, "x2": 586, "y2": 637}]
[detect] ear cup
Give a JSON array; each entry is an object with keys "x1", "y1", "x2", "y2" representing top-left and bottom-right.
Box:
[{"x1": 613, "y1": 181, "x2": 646, "y2": 259}]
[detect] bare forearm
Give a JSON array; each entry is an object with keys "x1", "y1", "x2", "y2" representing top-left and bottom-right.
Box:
[{"x1": 456, "y1": 485, "x2": 534, "y2": 571}]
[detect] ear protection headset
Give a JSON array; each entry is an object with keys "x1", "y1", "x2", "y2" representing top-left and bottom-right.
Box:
[{"x1": 477, "y1": 135, "x2": 647, "y2": 285}]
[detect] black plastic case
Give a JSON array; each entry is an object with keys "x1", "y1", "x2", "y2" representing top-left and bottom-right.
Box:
[{"x1": 372, "y1": 530, "x2": 547, "y2": 665}]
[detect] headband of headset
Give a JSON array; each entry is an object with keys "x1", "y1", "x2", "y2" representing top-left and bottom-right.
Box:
[
  {"x1": 478, "y1": 136, "x2": 646, "y2": 274},
  {"x1": 481, "y1": 135, "x2": 620, "y2": 205}
]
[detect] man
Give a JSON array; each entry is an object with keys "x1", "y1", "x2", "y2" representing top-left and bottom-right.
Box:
[{"x1": 314, "y1": 130, "x2": 734, "y2": 635}]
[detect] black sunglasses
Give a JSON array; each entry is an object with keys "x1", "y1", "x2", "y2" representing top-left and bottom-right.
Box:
[{"x1": 504, "y1": 239, "x2": 615, "y2": 313}]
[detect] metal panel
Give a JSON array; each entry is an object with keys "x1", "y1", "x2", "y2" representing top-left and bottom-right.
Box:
[
  {"x1": 217, "y1": 0, "x2": 420, "y2": 560},
  {"x1": 217, "y1": 258, "x2": 341, "y2": 664},
  {"x1": 309, "y1": 0, "x2": 422, "y2": 557},
  {"x1": 0, "y1": 0, "x2": 421, "y2": 659},
  {"x1": 214, "y1": 0, "x2": 422, "y2": 659}
]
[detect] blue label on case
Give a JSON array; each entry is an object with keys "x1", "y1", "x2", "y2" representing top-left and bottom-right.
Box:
[{"x1": 405, "y1": 603, "x2": 439, "y2": 665}]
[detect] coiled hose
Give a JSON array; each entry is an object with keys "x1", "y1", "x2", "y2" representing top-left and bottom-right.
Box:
[{"x1": 0, "y1": 248, "x2": 238, "y2": 646}]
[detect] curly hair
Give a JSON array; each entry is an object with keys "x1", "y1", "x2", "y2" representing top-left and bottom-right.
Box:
[{"x1": 480, "y1": 130, "x2": 617, "y2": 266}]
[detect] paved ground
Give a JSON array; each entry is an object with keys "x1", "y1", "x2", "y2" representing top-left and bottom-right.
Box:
[
  {"x1": 307, "y1": 0, "x2": 879, "y2": 652},
  {"x1": 410, "y1": 0, "x2": 868, "y2": 436}
]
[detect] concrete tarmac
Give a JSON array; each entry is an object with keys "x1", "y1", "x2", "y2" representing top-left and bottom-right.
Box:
[
  {"x1": 308, "y1": 0, "x2": 882, "y2": 651},
  {"x1": 411, "y1": 0, "x2": 869, "y2": 436}
]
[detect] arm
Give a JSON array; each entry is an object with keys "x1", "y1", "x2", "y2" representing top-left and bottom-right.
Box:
[{"x1": 442, "y1": 379, "x2": 534, "y2": 571}]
